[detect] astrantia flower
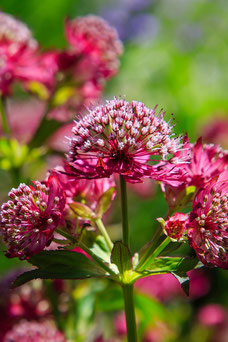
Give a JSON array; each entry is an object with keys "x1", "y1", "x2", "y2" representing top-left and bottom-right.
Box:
[
  {"x1": 4, "y1": 321, "x2": 66, "y2": 342},
  {"x1": 0, "y1": 12, "x2": 57, "y2": 95},
  {"x1": 158, "y1": 212, "x2": 189, "y2": 241},
  {"x1": 65, "y1": 15, "x2": 123, "y2": 78},
  {"x1": 67, "y1": 98, "x2": 184, "y2": 183},
  {"x1": 0, "y1": 175, "x2": 65, "y2": 259},
  {"x1": 188, "y1": 171, "x2": 228, "y2": 269},
  {"x1": 161, "y1": 136, "x2": 228, "y2": 208},
  {"x1": 54, "y1": 166, "x2": 116, "y2": 214}
]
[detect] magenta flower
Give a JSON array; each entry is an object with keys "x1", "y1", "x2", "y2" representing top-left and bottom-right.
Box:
[
  {"x1": 188, "y1": 171, "x2": 228, "y2": 269},
  {"x1": 161, "y1": 136, "x2": 228, "y2": 208},
  {"x1": 0, "y1": 175, "x2": 65, "y2": 259},
  {"x1": 65, "y1": 15, "x2": 123, "y2": 79},
  {"x1": 0, "y1": 12, "x2": 57, "y2": 95},
  {"x1": 66, "y1": 98, "x2": 184, "y2": 183},
  {"x1": 198, "y1": 304, "x2": 227, "y2": 327},
  {"x1": 4, "y1": 321, "x2": 66, "y2": 342},
  {"x1": 160, "y1": 212, "x2": 189, "y2": 241},
  {"x1": 53, "y1": 166, "x2": 116, "y2": 215}
]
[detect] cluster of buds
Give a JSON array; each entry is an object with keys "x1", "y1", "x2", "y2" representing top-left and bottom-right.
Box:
[
  {"x1": 4, "y1": 321, "x2": 66, "y2": 342},
  {"x1": 0, "y1": 176, "x2": 65, "y2": 259}
]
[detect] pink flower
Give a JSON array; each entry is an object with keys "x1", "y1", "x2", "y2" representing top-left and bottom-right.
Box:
[
  {"x1": 65, "y1": 15, "x2": 123, "y2": 79},
  {"x1": 66, "y1": 98, "x2": 184, "y2": 183},
  {"x1": 188, "y1": 269, "x2": 210, "y2": 299},
  {"x1": 135, "y1": 273, "x2": 183, "y2": 301},
  {"x1": 161, "y1": 136, "x2": 228, "y2": 208},
  {"x1": 3, "y1": 321, "x2": 66, "y2": 342},
  {"x1": 188, "y1": 171, "x2": 228, "y2": 269},
  {"x1": 198, "y1": 304, "x2": 227, "y2": 327},
  {"x1": 0, "y1": 12, "x2": 57, "y2": 95},
  {"x1": 161, "y1": 212, "x2": 189, "y2": 241},
  {"x1": 0, "y1": 175, "x2": 65, "y2": 259},
  {"x1": 53, "y1": 165, "x2": 116, "y2": 215}
]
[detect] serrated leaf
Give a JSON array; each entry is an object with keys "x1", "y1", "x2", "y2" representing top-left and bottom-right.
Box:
[
  {"x1": 13, "y1": 250, "x2": 107, "y2": 287},
  {"x1": 96, "y1": 187, "x2": 116, "y2": 218},
  {"x1": 111, "y1": 241, "x2": 132, "y2": 274},
  {"x1": 70, "y1": 202, "x2": 96, "y2": 220},
  {"x1": 141, "y1": 257, "x2": 199, "y2": 274}
]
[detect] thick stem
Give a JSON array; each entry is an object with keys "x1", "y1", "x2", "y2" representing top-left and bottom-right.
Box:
[
  {"x1": 122, "y1": 285, "x2": 138, "y2": 342},
  {"x1": 119, "y1": 175, "x2": 129, "y2": 246},
  {"x1": 0, "y1": 96, "x2": 10, "y2": 135},
  {"x1": 95, "y1": 218, "x2": 113, "y2": 252}
]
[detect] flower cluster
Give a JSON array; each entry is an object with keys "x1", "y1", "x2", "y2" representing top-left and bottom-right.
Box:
[
  {"x1": 49, "y1": 15, "x2": 123, "y2": 121},
  {"x1": 4, "y1": 321, "x2": 66, "y2": 342},
  {"x1": 67, "y1": 98, "x2": 184, "y2": 183},
  {"x1": 0, "y1": 175, "x2": 65, "y2": 259},
  {"x1": 161, "y1": 136, "x2": 228, "y2": 209},
  {"x1": 0, "y1": 12, "x2": 57, "y2": 96},
  {"x1": 188, "y1": 171, "x2": 228, "y2": 269}
]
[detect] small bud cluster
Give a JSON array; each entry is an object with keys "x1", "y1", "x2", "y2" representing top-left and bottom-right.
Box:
[
  {"x1": 188, "y1": 171, "x2": 228, "y2": 268},
  {"x1": 0, "y1": 176, "x2": 65, "y2": 259},
  {"x1": 4, "y1": 321, "x2": 66, "y2": 342},
  {"x1": 163, "y1": 212, "x2": 189, "y2": 241},
  {"x1": 67, "y1": 98, "x2": 183, "y2": 182}
]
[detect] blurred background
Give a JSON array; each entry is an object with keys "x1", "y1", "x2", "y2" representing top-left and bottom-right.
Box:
[{"x1": 0, "y1": 0, "x2": 228, "y2": 341}]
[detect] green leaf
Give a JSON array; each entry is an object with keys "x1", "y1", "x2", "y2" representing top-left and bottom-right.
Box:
[
  {"x1": 13, "y1": 250, "x2": 107, "y2": 287},
  {"x1": 69, "y1": 202, "x2": 96, "y2": 220},
  {"x1": 96, "y1": 187, "x2": 116, "y2": 218},
  {"x1": 171, "y1": 272, "x2": 190, "y2": 296},
  {"x1": 141, "y1": 256, "x2": 199, "y2": 274},
  {"x1": 111, "y1": 241, "x2": 132, "y2": 274},
  {"x1": 90, "y1": 235, "x2": 111, "y2": 263}
]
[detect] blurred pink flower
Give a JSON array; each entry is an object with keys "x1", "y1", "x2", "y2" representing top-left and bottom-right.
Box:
[
  {"x1": 201, "y1": 115, "x2": 228, "y2": 149},
  {"x1": 188, "y1": 171, "x2": 228, "y2": 269},
  {"x1": 0, "y1": 175, "x2": 65, "y2": 259},
  {"x1": 188, "y1": 269, "x2": 210, "y2": 299},
  {"x1": 0, "y1": 12, "x2": 58, "y2": 96},
  {"x1": 65, "y1": 15, "x2": 123, "y2": 79},
  {"x1": 3, "y1": 321, "x2": 66, "y2": 342},
  {"x1": 129, "y1": 178, "x2": 157, "y2": 198},
  {"x1": 135, "y1": 273, "x2": 183, "y2": 301},
  {"x1": 198, "y1": 304, "x2": 227, "y2": 327}
]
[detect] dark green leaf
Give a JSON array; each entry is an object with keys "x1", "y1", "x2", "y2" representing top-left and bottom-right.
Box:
[
  {"x1": 111, "y1": 241, "x2": 132, "y2": 274},
  {"x1": 13, "y1": 250, "x2": 107, "y2": 287}
]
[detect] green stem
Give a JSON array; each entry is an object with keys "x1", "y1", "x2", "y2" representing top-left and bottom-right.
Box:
[
  {"x1": 0, "y1": 96, "x2": 10, "y2": 135},
  {"x1": 119, "y1": 175, "x2": 129, "y2": 246},
  {"x1": 95, "y1": 218, "x2": 113, "y2": 252},
  {"x1": 122, "y1": 285, "x2": 138, "y2": 342},
  {"x1": 138, "y1": 237, "x2": 170, "y2": 271}
]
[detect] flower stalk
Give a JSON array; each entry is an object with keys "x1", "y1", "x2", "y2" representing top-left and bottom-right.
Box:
[
  {"x1": 120, "y1": 175, "x2": 129, "y2": 246},
  {"x1": 0, "y1": 96, "x2": 10, "y2": 136},
  {"x1": 122, "y1": 284, "x2": 138, "y2": 342},
  {"x1": 94, "y1": 217, "x2": 113, "y2": 251}
]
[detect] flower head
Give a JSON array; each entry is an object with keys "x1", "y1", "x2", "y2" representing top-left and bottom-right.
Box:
[
  {"x1": 159, "y1": 212, "x2": 189, "y2": 241},
  {"x1": 4, "y1": 321, "x2": 66, "y2": 342},
  {"x1": 188, "y1": 171, "x2": 228, "y2": 269},
  {"x1": 0, "y1": 11, "x2": 37, "y2": 47},
  {"x1": 0, "y1": 175, "x2": 65, "y2": 259},
  {"x1": 67, "y1": 98, "x2": 183, "y2": 183},
  {"x1": 0, "y1": 12, "x2": 57, "y2": 96},
  {"x1": 65, "y1": 15, "x2": 123, "y2": 78}
]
